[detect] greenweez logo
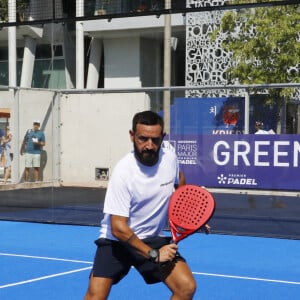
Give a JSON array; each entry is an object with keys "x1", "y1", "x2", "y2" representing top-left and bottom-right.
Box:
[{"x1": 217, "y1": 173, "x2": 258, "y2": 186}]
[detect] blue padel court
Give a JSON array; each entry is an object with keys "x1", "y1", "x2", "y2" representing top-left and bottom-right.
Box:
[{"x1": 1, "y1": 221, "x2": 299, "y2": 300}]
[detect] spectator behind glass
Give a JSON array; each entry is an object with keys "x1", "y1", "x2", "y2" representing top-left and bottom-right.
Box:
[
  {"x1": 20, "y1": 120, "x2": 46, "y2": 182},
  {"x1": 1, "y1": 127, "x2": 12, "y2": 183},
  {"x1": 254, "y1": 121, "x2": 275, "y2": 134}
]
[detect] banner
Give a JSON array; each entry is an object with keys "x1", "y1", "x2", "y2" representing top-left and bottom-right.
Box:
[
  {"x1": 168, "y1": 134, "x2": 300, "y2": 191},
  {"x1": 172, "y1": 97, "x2": 245, "y2": 134}
]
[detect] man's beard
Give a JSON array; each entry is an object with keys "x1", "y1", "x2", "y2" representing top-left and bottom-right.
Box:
[{"x1": 134, "y1": 143, "x2": 160, "y2": 166}]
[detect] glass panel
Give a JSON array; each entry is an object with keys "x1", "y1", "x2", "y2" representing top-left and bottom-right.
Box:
[
  {"x1": 32, "y1": 59, "x2": 66, "y2": 89},
  {"x1": 0, "y1": 62, "x2": 8, "y2": 86},
  {"x1": 0, "y1": 2, "x2": 299, "y2": 239}
]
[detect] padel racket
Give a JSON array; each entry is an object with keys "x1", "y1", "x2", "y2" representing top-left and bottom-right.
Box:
[{"x1": 168, "y1": 184, "x2": 215, "y2": 243}]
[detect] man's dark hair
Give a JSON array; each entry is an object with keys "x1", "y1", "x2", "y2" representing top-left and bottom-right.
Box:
[
  {"x1": 132, "y1": 111, "x2": 164, "y2": 133},
  {"x1": 255, "y1": 121, "x2": 264, "y2": 129}
]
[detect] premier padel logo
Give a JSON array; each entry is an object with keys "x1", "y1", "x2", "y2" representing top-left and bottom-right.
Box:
[
  {"x1": 217, "y1": 173, "x2": 258, "y2": 186},
  {"x1": 217, "y1": 174, "x2": 227, "y2": 184}
]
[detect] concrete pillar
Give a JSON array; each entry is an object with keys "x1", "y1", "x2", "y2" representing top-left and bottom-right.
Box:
[
  {"x1": 20, "y1": 36, "x2": 37, "y2": 88},
  {"x1": 76, "y1": 0, "x2": 84, "y2": 89},
  {"x1": 163, "y1": 0, "x2": 171, "y2": 134},
  {"x1": 86, "y1": 38, "x2": 102, "y2": 89},
  {"x1": 8, "y1": 0, "x2": 16, "y2": 87}
]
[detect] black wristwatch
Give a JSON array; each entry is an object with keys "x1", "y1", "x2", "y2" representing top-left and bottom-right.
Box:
[{"x1": 148, "y1": 248, "x2": 159, "y2": 262}]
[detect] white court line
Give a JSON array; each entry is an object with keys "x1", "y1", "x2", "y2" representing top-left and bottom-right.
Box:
[
  {"x1": 0, "y1": 266, "x2": 92, "y2": 289},
  {"x1": 1, "y1": 253, "x2": 299, "y2": 288},
  {"x1": 193, "y1": 272, "x2": 300, "y2": 285},
  {"x1": 0, "y1": 252, "x2": 92, "y2": 264},
  {"x1": 0, "y1": 252, "x2": 93, "y2": 289}
]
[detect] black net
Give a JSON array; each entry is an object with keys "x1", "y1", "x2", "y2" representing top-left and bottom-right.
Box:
[
  {"x1": 0, "y1": 186, "x2": 105, "y2": 226},
  {"x1": 1, "y1": 1, "x2": 296, "y2": 26},
  {"x1": 1, "y1": 0, "x2": 184, "y2": 24}
]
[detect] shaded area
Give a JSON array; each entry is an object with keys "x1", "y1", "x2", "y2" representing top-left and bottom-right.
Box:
[
  {"x1": 0, "y1": 186, "x2": 106, "y2": 226},
  {"x1": 0, "y1": 187, "x2": 299, "y2": 239},
  {"x1": 210, "y1": 193, "x2": 300, "y2": 239}
]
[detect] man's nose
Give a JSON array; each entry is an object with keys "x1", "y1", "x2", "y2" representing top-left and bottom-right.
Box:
[{"x1": 145, "y1": 138, "x2": 155, "y2": 149}]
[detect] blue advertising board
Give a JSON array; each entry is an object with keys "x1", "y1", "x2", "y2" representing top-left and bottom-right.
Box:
[
  {"x1": 172, "y1": 97, "x2": 245, "y2": 134},
  {"x1": 164, "y1": 97, "x2": 299, "y2": 191},
  {"x1": 166, "y1": 134, "x2": 300, "y2": 191}
]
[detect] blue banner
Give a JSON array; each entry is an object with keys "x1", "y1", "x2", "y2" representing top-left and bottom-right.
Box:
[
  {"x1": 167, "y1": 134, "x2": 300, "y2": 191},
  {"x1": 172, "y1": 97, "x2": 245, "y2": 134}
]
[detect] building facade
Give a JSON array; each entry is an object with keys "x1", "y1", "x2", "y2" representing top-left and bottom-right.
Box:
[{"x1": 0, "y1": 0, "x2": 299, "y2": 132}]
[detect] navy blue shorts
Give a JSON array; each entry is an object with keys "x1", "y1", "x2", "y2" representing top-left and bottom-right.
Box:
[{"x1": 91, "y1": 236, "x2": 185, "y2": 284}]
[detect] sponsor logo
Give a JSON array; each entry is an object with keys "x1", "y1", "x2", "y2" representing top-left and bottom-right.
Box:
[
  {"x1": 177, "y1": 140, "x2": 198, "y2": 165},
  {"x1": 217, "y1": 173, "x2": 257, "y2": 186}
]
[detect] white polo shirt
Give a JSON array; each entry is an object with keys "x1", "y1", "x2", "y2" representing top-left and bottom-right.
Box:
[
  {"x1": 99, "y1": 147, "x2": 179, "y2": 240},
  {"x1": 255, "y1": 129, "x2": 270, "y2": 134}
]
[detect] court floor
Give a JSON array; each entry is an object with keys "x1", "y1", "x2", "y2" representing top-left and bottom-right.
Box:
[{"x1": 0, "y1": 221, "x2": 299, "y2": 299}]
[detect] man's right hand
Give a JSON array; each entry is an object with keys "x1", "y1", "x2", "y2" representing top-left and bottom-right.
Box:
[{"x1": 158, "y1": 243, "x2": 178, "y2": 262}]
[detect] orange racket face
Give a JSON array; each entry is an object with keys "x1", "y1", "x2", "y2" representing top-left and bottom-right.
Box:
[{"x1": 168, "y1": 185, "x2": 215, "y2": 243}]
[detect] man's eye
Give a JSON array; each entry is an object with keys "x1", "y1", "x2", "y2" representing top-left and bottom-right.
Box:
[
  {"x1": 151, "y1": 138, "x2": 161, "y2": 145},
  {"x1": 137, "y1": 136, "x2": 161, "y2": 145},
  {"x1": 138, "y1": 136, "x2": 148, "y2": 142}
]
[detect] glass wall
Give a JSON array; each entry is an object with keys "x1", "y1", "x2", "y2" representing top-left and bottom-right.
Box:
[
  {"x1": 0, "y1": 43, "x2": 67, "y2": 89},
  {"x1": 0, "y1": 86, "x2": 299, "y2": 239},
  {"x1": 0, "y1": 1, "x2": 299, "y2": 238}
]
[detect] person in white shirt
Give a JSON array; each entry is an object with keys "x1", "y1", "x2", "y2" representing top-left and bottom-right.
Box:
[
  {"x1": 250, "y1": 120, "x2": 286, "y2": 209},
  {"x1": 84, "y1": 111, "x2": 197, "y2": 300},
  {"x1": 254, "y1": 121, "x2": 272, "y2": 134}
]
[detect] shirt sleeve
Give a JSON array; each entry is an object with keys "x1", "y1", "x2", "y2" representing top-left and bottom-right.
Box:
[
  {"x1": 40, "y1": 132, "x2": 46, "y2": 142},
  {"x1": 103, "y1": 161, "x2": 132, "y2": 217}
]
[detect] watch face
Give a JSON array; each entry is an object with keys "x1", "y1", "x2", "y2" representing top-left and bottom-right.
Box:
[{"x1": 149, "y1": 249, "x2": 158, "y2": 261}]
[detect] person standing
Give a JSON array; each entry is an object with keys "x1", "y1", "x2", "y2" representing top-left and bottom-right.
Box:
[
  {"x1": 1, "y1": 126, "x2": 13, "y2": 183},
  {"x1": 21, "y1": 120, "x2": 45, "y2": 182},
  {"x1": 84, "y1": 111, "x2": 199, "y2": 300}
]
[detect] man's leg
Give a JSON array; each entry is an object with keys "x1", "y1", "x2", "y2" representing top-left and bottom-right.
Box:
[
  {"x1": 24, "y1": 153, "x2": 31, "y2": 182},
  {"x1": 33, "y1": 167, "x2": 39, "y2": 181},
  {"x1": 32, "y1": 154, "x2": 41, "y2": 182},
  {"x1": 4, "y1": 166, "x2": 11, "y2": 183},
  {"x1": 24, "y1": 167, "x2": 30, "y2": 181},
  {"x1": 164, "y1": 260, "x2": 197, "y2": 300},
  {"x1": 84, "y1": 239, "x2": 130, "y2": 300},
  {"x1": 84, "y1": 274, "x2": 113, "y2": 300}
]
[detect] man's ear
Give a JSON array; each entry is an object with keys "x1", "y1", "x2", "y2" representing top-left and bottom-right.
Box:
[
  {"x1": 129, "y1": 130, "x2": 134, "y2": 142},
  {"x1": 162, "y1": 132, "x2": 166, "y2": 139}
]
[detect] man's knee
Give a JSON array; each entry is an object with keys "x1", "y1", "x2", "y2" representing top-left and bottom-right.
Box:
[
  {"x1": 167, "y1": 272, "x2": 197, "y2": 299},
  {"x1": 178, "y1": 276, "x2": 197, "y2": 298}
]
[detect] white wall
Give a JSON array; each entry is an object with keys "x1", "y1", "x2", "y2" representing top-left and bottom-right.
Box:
[
  {"x1": 104, "y1": 37, "x2": 142, "y2": 88},
  {"x1": 17, "y1": 89, "x2": 56, "y2": 182},
  {"x1": 0, "y1": 90, "x2": 14, "y2": 130},
  {"x1": 59, "y1": 92, "x2": 150, "y2": 186},
  {"x1": 0, "y1": 90, "x2": 14, "y2": 109},
  {"x1": 0, "y1": 89, "x2": 150, "y2": 186}
]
